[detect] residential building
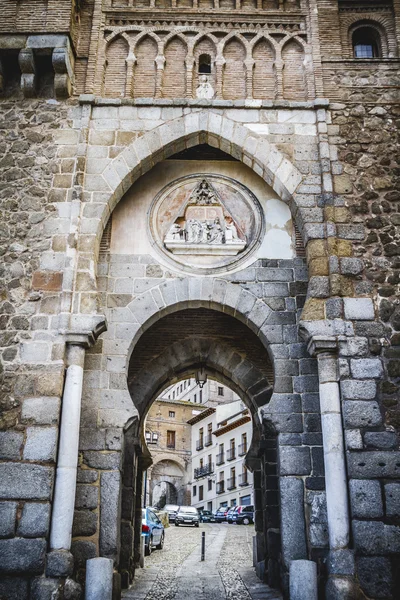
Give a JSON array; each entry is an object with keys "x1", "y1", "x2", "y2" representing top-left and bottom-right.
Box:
[
  {"x1": 162, "y1": 378, "x2": 240, "y2": 407},
  {"x1": 188, "y1": 401, "x2": 253, "y2": 513}
]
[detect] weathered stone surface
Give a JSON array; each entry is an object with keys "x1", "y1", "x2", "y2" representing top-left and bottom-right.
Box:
[
  {"x1": 0, "y1": 577, "x2": 29, "y2": 600},
  {"x1": 364, "y1": 431, "x2": 398, "y2": 450},
  {"x1": 0, "y1": 502, "x2": 17, "y2": 537},
  {"x1": 21, "y1": 397, "x2": 61, "y2": 425},
  {"x1": 71, "y1": 540, "x2": 97, "y2": 567},
  {"x1": 357, "y1": 557, "x2": 392, "y2": 599},
  {"x1": 385, "y1": 483, "x2": 400, "y2": 517},
  {"x1": 343, "y1": 298, "x2": 374, "y2": 320},
  {"x1": 348, "y1": 451, "x2": 400, "y2": 479},
  {"x1": 46, "y1": 550, "x2": 74, "y2": 577},
  {"x1": 18, "y1": 503, "x2": 51, "y2": 538},
  {"x1": 0, "y1": 538, "x2": 46, "y2": 573},
  {"x1": 75, "y1": 484, "x2": 98, "y2": 510},
  {"x1": 341, "y1": 380, "x2": 376, "y2": 400},
  {"x1": 83, "y1": 451, "x2": 121, "y2": 470},
  {"x1": 72, "y1": 510, "x2": 97, "y2": 537},
  {"x1": 23, "y1": 427, "x2": 58, "y2": 461},
  {"x1": 279, "y1": 447, "x2": 311, "y2": 475},
  {"x1": 64, "y1": 578, "x2": 83, "y2": 600},
  {"x1": 31, "y1": 577, "x2": 61, "y2": 600},
  {"x1": 100, "y1": 471, "x2": 121, "y2": 557},
  {"x1": 280, "y1": 477, "x2": 307, "y2": 565},
  {"x1": 0, "y1": 464, "x2": 53, "y2": 500},
  {"x1": 349, "y1": 479, "x2": 383, "y2": 518},
  {"x1": 343, "y1": 401, "x2": 382, "y2": 428},
  {"x1": 0, "y1": 432, "x2": 23, "y2": 460}
]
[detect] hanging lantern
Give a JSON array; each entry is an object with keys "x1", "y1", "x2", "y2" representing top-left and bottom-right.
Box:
[{"x1": 195, "y1": 366, "x2": 207, "y2": 389}]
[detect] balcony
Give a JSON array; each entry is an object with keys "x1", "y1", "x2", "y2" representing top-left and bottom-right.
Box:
[
  {"x1": 196, "y1": 439, "x2": 204, "y2": 451},
  {"x1": 194, "y1": 463, "x2": 214, "y2": 479},
  {"x1": 216, "y1": 452, "x2": 225, "y2": 465},
  {"x1": 216, "y1": 481, "x2": 225, "y2": 494},
  {"x1": 239, "y1": 473, "x2": 249, "y2": 487},
  {"x1": 204, "y1": 435, "x2": 212, "y2": 447},
  {"x1": 227, "y1": 448, "x2": 236, "y2": 461},
  {"x1": 227, "y1": 477, "x2": 236, "y2": 490},
  {"x1": 238, "y1": 444, "x2": 247, "y2": 456}
]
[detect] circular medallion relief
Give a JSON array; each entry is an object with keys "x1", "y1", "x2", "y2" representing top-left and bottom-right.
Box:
[{"x1": 148, "y1": 174, "x2": 264, "y2": 274}]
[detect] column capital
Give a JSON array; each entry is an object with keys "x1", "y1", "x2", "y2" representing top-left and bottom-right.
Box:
[
  {"x1": 62, "y1": 315, "x2": 107, "y2": 349},
  {"x1": 307, "y1": 335, "x2": 338, "y2": 357}
]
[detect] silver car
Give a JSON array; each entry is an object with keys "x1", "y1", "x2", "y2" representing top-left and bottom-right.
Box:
[{"x1": 175, "y1": 506, "x2": 200, "y2": 527}]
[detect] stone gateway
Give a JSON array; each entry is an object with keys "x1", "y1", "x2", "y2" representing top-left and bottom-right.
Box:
[{"x1": 0, "y1": 1, "x2": 399, "y2": 600}]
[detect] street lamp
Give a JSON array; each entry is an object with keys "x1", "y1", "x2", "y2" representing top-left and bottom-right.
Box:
[{"x1": 195, "y1": 366, "x2": 207, "y2": 389}]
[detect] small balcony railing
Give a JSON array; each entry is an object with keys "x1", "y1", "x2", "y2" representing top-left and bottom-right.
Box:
[
  {"x1": 167, "y1": 443, "x2": 175, "y2": 449},
  {"x1": 196, "y1": 439, "x2": 204, "y2": 451},
  {"x1": 216, "y1": 481, "x2": 225, "y2": 494},
  {"x1": 239, "y1": 473, "x2": 248, "y2": 487},
  {"x1": 227, "y1": 477, "x2": 236, "y2": 490},
  {"x1": 194, "y1": 463, "x2": 214, "y2": 479},
  {"x1": 216, "y1": 452, "x2": 225, "y2": 465},
  {"x1": 204, "y1": 435, "x2": 212, "y2": 447},
  {"x1": 238, "y1": 443, "x2": 247, "y2": 456},
  {"x1": 227, "y1": 448, "x2": 236, "y2": 461}
]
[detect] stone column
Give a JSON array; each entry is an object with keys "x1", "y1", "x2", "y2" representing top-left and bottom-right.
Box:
[
  {"x1": 48, "y1": 340, "x2": 87, "y2": 572},
  {"x1": 308, "y1": 336, "x2": 354, "y2": 598},
  {"x1": 19, "y1": 48, "x2": 36, "y2": 98}
]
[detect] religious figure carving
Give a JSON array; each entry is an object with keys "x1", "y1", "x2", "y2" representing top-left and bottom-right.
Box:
[
  {"x1": 164, "y1": 177, "x2": 246, "y2": 257},
  {"x1": 196, "y1": 75, "x2": 215, "y2": 100}
]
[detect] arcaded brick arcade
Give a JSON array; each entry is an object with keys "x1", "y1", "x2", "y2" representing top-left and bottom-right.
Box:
[{"x1": 0, "y1": 1, "x2": 399, "y2": 599}]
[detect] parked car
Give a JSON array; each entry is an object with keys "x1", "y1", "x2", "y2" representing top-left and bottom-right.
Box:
[
  {"x1": 226, "y1": 506, "x2": 238, "y2": 524},
  {"x1": 231, "y1": 505, "x2": 254, "y2": 525},
  {"x1": 199, "y1": 510, "x2": 214, "y2": 523},
  {"x1": 142, "y1": 507, "x2": 165, "y2": 556},
  {"x1": 164, "y1": 504, "x2": 180, "y2": 523},
  {"x1": 214, "y1": 507, "x2": 229, "y2": 522},
  {"x1": 175, "y1": 506, "x2": 200, "y2": 527}
]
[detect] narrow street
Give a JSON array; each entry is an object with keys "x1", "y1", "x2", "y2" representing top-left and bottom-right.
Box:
[{"x1": 122, "y1": 523, "x2": 282, "y2": 600}]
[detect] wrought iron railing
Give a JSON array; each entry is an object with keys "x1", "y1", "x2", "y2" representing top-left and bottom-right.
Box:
[
  {"x1": 239, "y1": 473, "x2": 248, "y2": 486},
  {"x1": 238, "y1": 443, "x2": 247, "y2": 456},
  {"x1": 194, "y1": 463, "x2": 214, "y2": 479},
  {"x1": 216, "y1": 481, "x2": 225, "y2": 494},
  {"x1": 227, "y1": 448, "x2": 236, "y2": 461},
  {"x1": 216, "y1": 452, "x2": 225, "y2": 465},
  {"x1": 227, "y1": 477, "x2": 236, "y2": 490}
]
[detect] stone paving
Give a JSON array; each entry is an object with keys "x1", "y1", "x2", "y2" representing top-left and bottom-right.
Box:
[{"x1": 122, "y1": 523, "x2": 282, "y2": 600}]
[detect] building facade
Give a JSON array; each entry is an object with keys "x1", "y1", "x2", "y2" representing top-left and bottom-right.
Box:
[
  {"x1": 144, "y1": 397, "x2": 197, "y2": 507},
  {"x1": 189, "y1": 400, "x2": 254, "y2": 513},
  {"x1": 0, "y1": 1, "x2": 399, "y2": 599},
  {"x1": 162, "y1": 377, "x2": 240, "y2": 406}
]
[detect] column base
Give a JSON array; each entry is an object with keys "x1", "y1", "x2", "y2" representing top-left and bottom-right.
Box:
[{"x1": 46, "y1": 550, "x2": 74, "y2": 577}]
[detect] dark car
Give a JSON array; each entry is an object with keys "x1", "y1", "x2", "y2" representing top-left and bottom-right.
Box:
[
  {"x1": 175, "y1": 506, "x2": 200, "y2": 527},
  {"x1": 142, "y1": 507, "x2": 165, "y2": 556},
  {"x1": 200, "y1": 510, "x2": 214, "y2": 523},
  {"x1": 164, "y1": 504, "x2": 180, "y2": 523},
  {"x1": 232, "y1": 505, "x2": 254, "y2": 525},
  {"x1": 226, "y1": 506, "x2": 238, "y2": 524},
  {"x1": 214, "y1": 507, "x2": 229, "y2": 522}
]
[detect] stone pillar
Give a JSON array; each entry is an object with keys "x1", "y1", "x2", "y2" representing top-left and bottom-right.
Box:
[
  {"x1": 308, "y1": 336, "x2": 354, "y2": 599},
  {"x1": 244, "y1": 59, "x2": 254, "y2": 100},
  {"x1": 126, "y1": 52, "x2": 137, "y2": 97},
  {"x1": 86, "y1": 557, "x2": 113, "y2": 600},
  {"x1": 52, "y1": 43, "x2": 74, "y2": 99},
  {"x1": 155, "y1": 55, "x2": 165, "y2": 99},
  {"x1": 290, "y1": 560, "x2": 318, "y2": 600},
  {"x1": 49, "y1": 342, "x2": 86, "y2": 566}
]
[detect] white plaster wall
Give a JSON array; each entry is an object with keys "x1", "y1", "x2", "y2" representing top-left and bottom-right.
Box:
[{"x1": 111, "y1": 160, "x2": 294, "y2": 272}]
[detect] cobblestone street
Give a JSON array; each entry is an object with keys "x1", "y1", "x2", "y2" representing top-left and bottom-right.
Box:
[{"x1": 122, "y1": 523, "x2": 282, "y2": 600}]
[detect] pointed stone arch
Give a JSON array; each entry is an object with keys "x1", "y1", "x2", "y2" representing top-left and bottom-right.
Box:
[{"x1": 84, "y1": 110, "x2": 304, "y2": 269}]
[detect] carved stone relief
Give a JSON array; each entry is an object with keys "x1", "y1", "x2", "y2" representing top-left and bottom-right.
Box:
[{"x1": 149, "y1": 174, "x2": 263, "y2": 273}]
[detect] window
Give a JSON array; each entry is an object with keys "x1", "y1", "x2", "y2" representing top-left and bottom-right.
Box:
[
  {"x1": 145, "y1": 431, "x2": 151, "y2": 440},
  {"x1": 194, "y1": 394, "x2": 197, "y2": 403},
  {"x1": 230, "y1": 499, "x2": 236, "y2": 506},
  {"x1": 207, "y1": 501, "x2": 213, "y2": 511},
  {"x1": 198, "y1": 54, "x2": 211, "y2": 74},
  {"x1": 193, "y1": 485, "x2": 197, "y2": 496},
  {"x1": 152, "y1": 432, "x2": 158, "y2": 443},
  {"x1": 184, "y1": 381, "x2": 187, "y2": 389},
  {"x1": 200, "y1": 390, "x2": 202, "y2": 403},
  {"x1": 199, "y1": 485, "x2": 204, "y2": 501},
  {"x1": 167, "y1": 430, "x2": 176, "y2": 449},
  {"x1": 169, "y1": 411, "x2": 175, "y2": 418},
  {"x1": 180, "y1": 384, "x2": 183, "y2": 393},
  {"x1": 218, "y1": 387, "x2": 224, "y2": 396},
  {"x1": 208, "y1": 423, "x2": 212, "y2": 433},
  {"x1": 353, "y1": 27, "x2": 380, "y2": 59},
  {"x1": 208, "y1": 479, "x2": 212, "y2": 491},
  {"x1": 208, "y1": 454, "x2": 212, "y2": 466},
  {"x1": 173, "y1": 390, "x2": 175, "y2": 399},
  {"x1": 200, "y1": 458, "x2": 204, "y2": 468}
]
